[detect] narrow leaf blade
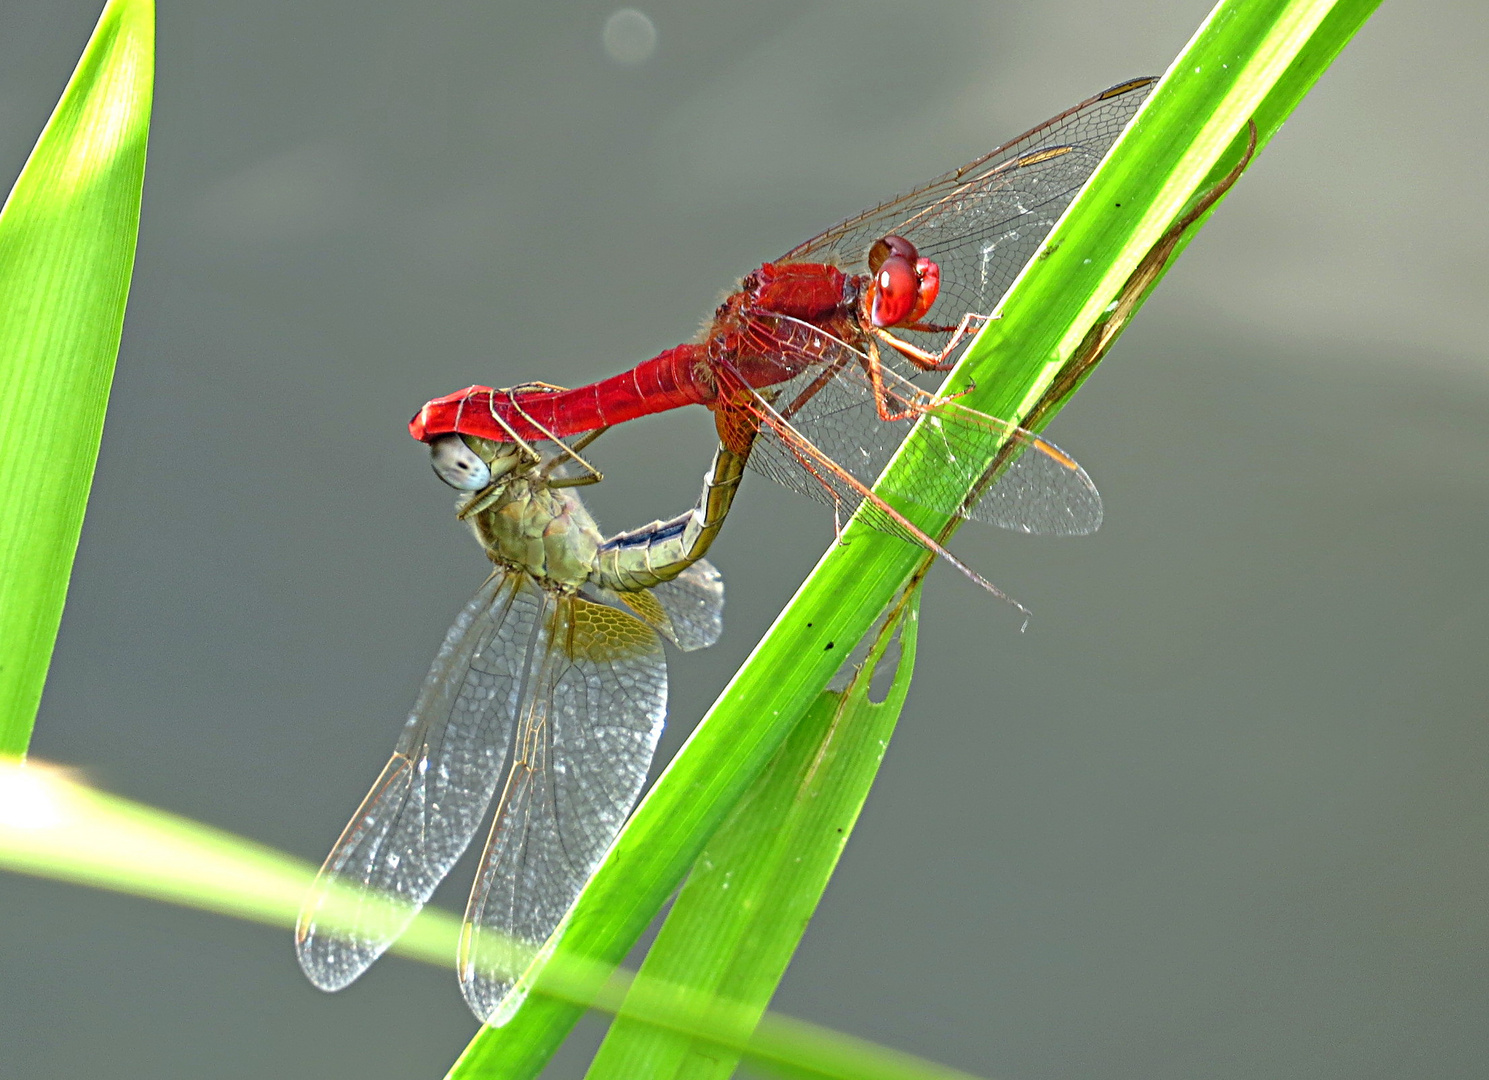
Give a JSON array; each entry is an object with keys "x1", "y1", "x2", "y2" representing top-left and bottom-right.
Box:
[
  {"x1": 0, "y1": 758, "x2": 983, "y2": 1080},
  {"x1": 587, "y1": 595, "x2": 921, "y2": 1079},
  {"x1": 0, "y1": 0, "x2": 155, "y2": 754}
]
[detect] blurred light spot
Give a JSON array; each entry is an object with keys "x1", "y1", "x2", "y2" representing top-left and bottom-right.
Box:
[
  {"x1": 0, "y1": 761, "x2": 66, "y2": 830},
  {"x1": 603, "y1": 9, "x2": 658, "y2": 66}
]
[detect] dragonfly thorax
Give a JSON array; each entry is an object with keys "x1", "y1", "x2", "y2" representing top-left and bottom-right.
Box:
[{"x1": 468, "y1": 472, "x2": 604, "y2": 590}]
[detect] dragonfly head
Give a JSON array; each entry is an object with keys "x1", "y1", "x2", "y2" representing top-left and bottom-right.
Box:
[
  {"x1": 430, "y1": 433, "x2": 493, "y2": 491},
  {"x1": 430, "y1": 434, "x2": 535, "y2": 521},
  {"x1": 866, "y1": 234, "x2": 940, "y2": 328}
]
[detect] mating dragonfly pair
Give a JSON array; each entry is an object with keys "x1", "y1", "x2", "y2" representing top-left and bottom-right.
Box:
[{"x1": 298, "y1": 76, "x2": 1162, "y2": 1021}]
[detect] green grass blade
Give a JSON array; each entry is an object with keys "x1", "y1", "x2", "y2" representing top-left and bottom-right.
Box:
[
  {"x1": 0, "y1": 759, "x2": 987, "y2": 1080},
  {"x1": 587, "y1": 592, "x2": 921, "y2": 1079},
  {"x1": 0, "y1": 759, "x2": 462, "y2": 963},
  {"x1": 0, "y1": 0, "x2": 154, "y2": 756},
  {"x1": 445, "y1": 2, "x2": 1381, "y2": 1076}
]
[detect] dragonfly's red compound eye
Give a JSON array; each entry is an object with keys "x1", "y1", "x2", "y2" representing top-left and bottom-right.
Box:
[
  {"x1": 870, "y1": 254, "x2": 919, "y2": 327},
  {"x1": 904, "y1": 256, "x2": 940, "y2": 324},
  {"x1": 867, "y1": 234, "x2": 919, "y2": 274}
]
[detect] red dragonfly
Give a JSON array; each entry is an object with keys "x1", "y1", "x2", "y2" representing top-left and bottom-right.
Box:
[{"x1": 411, "y1": 77, "x2": 1156, "y2": 599}]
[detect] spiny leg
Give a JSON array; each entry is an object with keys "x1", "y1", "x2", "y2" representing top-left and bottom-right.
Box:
[
  {"x1": 543, "y1": 426, "x2": 611, "y2": 488},
  {"x1": 859, "y1": 337, "x2": 921, "y2": 423},
  {"x1": 870, "y1": 311, "x2": 992, "y2": 371}
]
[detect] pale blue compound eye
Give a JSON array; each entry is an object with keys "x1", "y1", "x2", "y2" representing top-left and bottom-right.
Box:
[{"x1": 429, "y1": 434, "x2": 491, "y2": 491}]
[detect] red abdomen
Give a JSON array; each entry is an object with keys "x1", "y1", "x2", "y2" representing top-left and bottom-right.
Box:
[
  {"x1": 409, "y1": 261, "x2": 849, "y2": 446},
  {"x1": 409, "y1": 343, "x2": 711, "y2": 443}
]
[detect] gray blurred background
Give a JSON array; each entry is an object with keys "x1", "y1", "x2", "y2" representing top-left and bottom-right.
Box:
[{"x1": 3, "y1": 1, "x2": 1487, "y2": 1077}]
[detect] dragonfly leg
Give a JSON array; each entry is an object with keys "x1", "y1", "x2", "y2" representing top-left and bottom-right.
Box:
[
  {"x1": 543, "y1": 426, "x2": 611, "y2": 488},
  {"x1": 566, "y1": 427, "x2": 608, "y2": 454},
  {"x1": 870, "y1": 311, "x2": 992, "y2": 371},
  {"x1": 832, "y1": 499, "x2": 853, "y2": 543},
  {"x1": 860, "y1": 338, "x2": 922, "y2": 423},
  {"x1": 546, "y1": 472, "x2": 603, "y2": 489},
  {"x1": 457, "y1": 484, "x2": 509, "y2": 520},
  {"x1": 935, "y1": 378, "x2": 978, "y2": 404},
  {"x1": 489, "y1": 390, "x2": 609, "y2": 485},
  {"x1": 471, "y1": 390, "x2": 547, "y2": 465}
]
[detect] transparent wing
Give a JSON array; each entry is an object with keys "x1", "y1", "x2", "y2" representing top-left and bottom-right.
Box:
[
  {"x1": 457, "y1": 591, "x2": 669, "y2": 1022},
  {"x1": 643, "y1": 559, "x2": 725, "y2": 651},
  {"x1": 295, "y1": 572, "x2": 535, "y2": 990},
  {"x1": 720, "y1": 321, "x2": 1100, "y2": 537},
  {"x1": 594, "y1": 560, "x2": 725, "y2": 651},
  {"x1": 780, "y1": 77, "x2": 1154, "y2": 362},
  {"x1": 740, "y1": 397, "x2": 1021, "y2": 601}
]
